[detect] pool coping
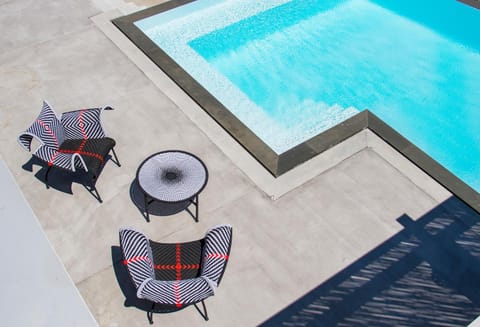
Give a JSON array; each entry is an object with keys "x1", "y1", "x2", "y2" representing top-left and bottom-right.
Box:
[
  {"x1": 110, "y1": 1, "x2": 480, "y2": 214},
  {"x1": 459, "y1": 0, "x2": 480, "y2": 10}
]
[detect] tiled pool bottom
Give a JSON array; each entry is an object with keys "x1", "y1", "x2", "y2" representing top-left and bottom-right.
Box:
[{"x1": 108, "y1": 5, "x2": 480, "y2": 214}]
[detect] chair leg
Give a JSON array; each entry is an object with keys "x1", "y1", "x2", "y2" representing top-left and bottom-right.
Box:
[
  {"x1": 91, "y1": 186, "x2": 103, "y2": 203},
  {"x1": 44, "y1": 166, "x2": 52, "y2": 189},
  {"x1": 83, "y1": 177, "x2": 103, "y2": 203},
  {"x1": 110, "y1": 147, "x2": 121, "y2": 167},
  {"x1": 193, "y1": 300, "x2": 209, "y2": 321},
  {"x1": 147, "y1": 302, "x2": 155, "y2": 324}
]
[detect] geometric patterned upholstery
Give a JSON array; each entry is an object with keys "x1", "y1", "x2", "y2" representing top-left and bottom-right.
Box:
[
  {"x1": 119, "y1": 225, "x2": 233, "y2": 312},
  {"x1": 18, "y1": 101, "x2": 65, "y2": 152},
  {"x1": 17, "y1": 100, "x2": 115, "y2": 173},
  {"x1": 201, "y1": 225, "x2": 233, "y2": 286},
  {"x1": 119, "y1": 228, "x2": 155, "y2": 289},
  {"x1": 61, "y1": 107, "x2": 107, "y2": 140},
  {"x1": 138, "y1": 278, "x2": 215, "y2": 308}
]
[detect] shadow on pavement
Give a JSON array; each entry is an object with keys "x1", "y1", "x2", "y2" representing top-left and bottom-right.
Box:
[{"x1": 261, "y1": 196, "x2": 480, "y2": 327}]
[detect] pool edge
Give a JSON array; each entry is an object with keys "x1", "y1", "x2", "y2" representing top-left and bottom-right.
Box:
[
  {"x1": 458, "y1": 0, "x2": 480, "y2": 10},
  {"x1": 110, "y1": 2, "x2": 480, "y2": 214}
]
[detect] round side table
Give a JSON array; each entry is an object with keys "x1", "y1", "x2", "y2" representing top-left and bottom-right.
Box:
[{"x1": 136, "y1": 150, "x2": 208, "y2": 222}]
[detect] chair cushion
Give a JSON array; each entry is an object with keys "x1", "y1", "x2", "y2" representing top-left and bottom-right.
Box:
[
  {"x1": 149, "y1": 239, "x2": 203, "y2": 281},
  {"x1": 59, "y1": 137, "x2": 115, "y2": 175}
]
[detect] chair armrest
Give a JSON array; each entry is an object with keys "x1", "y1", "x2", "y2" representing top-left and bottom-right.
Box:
[
  {"x1": 18, "y1": 101, "x2": 65, "y2": 151},
  {"x1": 18, "y1": 132, "x2": 35, "y2": 152},
  {"x1": 119, "y1": 228, "x2": 155, "y2": 289},
  {"x1": 61, "y1": 106, "x2": 113, "y2": 140},
  {"x1": 30, "y1": 145, "x2": 84, "y2": 171},
  {"x1": 201, "y1": 224, "x2": 233, "y2": 286}
]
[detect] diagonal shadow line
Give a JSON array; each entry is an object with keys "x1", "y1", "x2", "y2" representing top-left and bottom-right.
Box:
[
  {"x1": 399, "y1": 215, "x2": 480, "y2": 304},
  {"x1": 317, "y1": 212, "x2": 480, "y2": 326},
  {"x1": 260, "y1": 225, "x2": 424, "y2": 326},
  {"x1": 260, "y1": 196, "x2": 480, "y2": 326},
  {"x1": 303, "y1": 226, "x2": 426, "y2": 326}
]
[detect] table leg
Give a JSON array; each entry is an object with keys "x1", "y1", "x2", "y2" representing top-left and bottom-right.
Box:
[
  {"x1": 190, "y1": 195, "x2": 199, "y2": 223},
  {"x1": 144, "y1": 193, "x2": 150, "y2": 222},
  {"x1": 195, "y1": 195, "x2": 199, "y2": 222}
]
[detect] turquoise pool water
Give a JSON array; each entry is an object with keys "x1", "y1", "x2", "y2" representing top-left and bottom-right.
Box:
[{"x1": 135, "y1": 0, "x2": 480, "y2": 192}]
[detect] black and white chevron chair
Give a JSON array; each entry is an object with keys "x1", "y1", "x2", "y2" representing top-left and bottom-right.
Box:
[
  {"x1": 119, "y1": 224, "x2": 233, "y2": 324},
  {"x1": 18, "y1": 100, "x2": 120, "y2": 202}
]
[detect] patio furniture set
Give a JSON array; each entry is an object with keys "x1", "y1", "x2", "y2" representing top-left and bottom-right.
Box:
[{"x1": 17, "y1": 101, "x2": 233, "y2": 323}]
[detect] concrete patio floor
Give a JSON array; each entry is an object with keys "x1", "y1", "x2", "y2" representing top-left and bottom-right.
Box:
[{"x1": 1, "y1": 0, "x2": 480, "y2": 326}]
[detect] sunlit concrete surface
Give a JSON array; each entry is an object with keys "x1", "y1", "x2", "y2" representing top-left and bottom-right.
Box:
[{"x1": 1, "y1": 0, "x2": 479, "y2": 326}]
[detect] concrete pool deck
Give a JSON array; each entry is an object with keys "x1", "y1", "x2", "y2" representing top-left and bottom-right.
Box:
[{"x1": 1, "y1": 0, "x2": 480, "y2": 326}]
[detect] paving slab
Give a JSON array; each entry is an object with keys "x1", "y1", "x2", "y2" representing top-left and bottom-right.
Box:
[
  {"x1": 1, "y1": 0, "x2": 479, "y2": 326},
  {"x1": 0, "y1": 0, "x2": 99, "y2": 51}
]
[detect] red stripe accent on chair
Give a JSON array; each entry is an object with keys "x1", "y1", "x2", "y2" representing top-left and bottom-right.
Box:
[
  {"x1": 123, "y1": 256, "x2": 151, "y2": 265},
  {"x1": 206, "y1": 253, "x2": 229, "y2": 260},
  {"x1": 173, "y1": 281, "x2": 182, "y2": 308},
  {"x1": 78, "y1": 139, "x2": 88, "y2": 152},
  {"x1": 58, "y1": 149, "x2": 104, "y2": 163},
  {"x1": 37, "y1": 119, "x2": 59, "y2": 147},
  {"x1": 154, "y1": 264, "x2": 200, "y2": 270},
  {"x1": 48, "y1": 151, "x2": 59, "y2": 167},
  {"x1": 78, "y1": 109, "x2": 88, "y2": 150},
  {"x1": 175, "y1": 243, "x2": 181, "y2": 280}
]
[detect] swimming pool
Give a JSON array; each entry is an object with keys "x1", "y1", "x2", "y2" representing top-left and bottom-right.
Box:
[{"x1": 116, "y1": 0, "x2": 480, "y2": 193}]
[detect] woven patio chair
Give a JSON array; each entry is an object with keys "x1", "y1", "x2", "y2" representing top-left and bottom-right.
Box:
[
  {"x1": 18, "y1": 100, "x2": 120, "y2": 202},
  {"x1": 119, "y1": 224, "x2": 233, "y2": 324}
]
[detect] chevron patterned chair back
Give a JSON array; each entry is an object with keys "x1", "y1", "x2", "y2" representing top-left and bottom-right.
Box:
[
  {"x1": 18, "y1": 100, "x2": 120, "y2": 202},
  {"x1": 119, "y1": 224, "x2": 233, "y2": 324}
]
